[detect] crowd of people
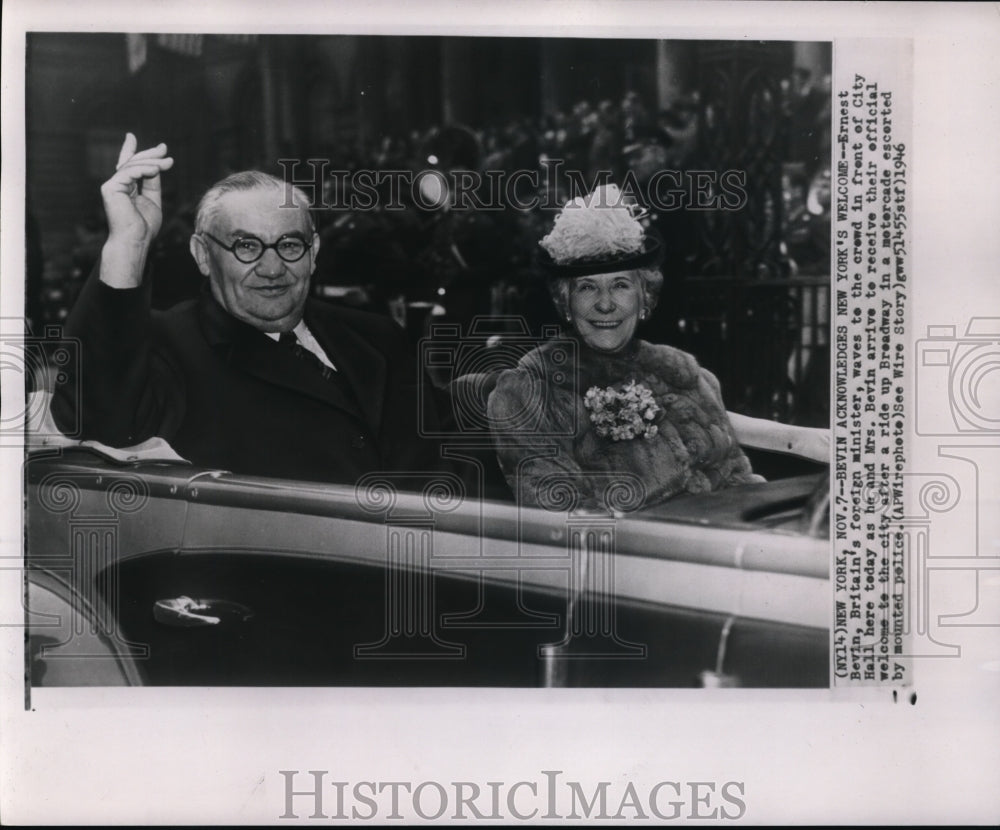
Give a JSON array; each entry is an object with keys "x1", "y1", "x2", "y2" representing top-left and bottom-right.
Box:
[{"x1": 32, "y1": 75, "x2": 831, "y2": 336}]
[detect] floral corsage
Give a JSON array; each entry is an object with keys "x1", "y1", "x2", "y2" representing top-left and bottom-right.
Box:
[{"x1": 584, "y1": 380, "x2": 661, "y2": 441}]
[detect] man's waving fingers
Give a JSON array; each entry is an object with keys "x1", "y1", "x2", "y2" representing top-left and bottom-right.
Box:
[
  {"x1": 115, "y1": 132, "x2": 138, "y2": 168},
  {"x1": 116, "y1": 139, "x2": 172, "y2": 171},
  {"x1": 101, "y1": 133, "x2": 174, "y2": 243},
  {"x1": 101, "y1": 158, "x2": 175, "y2": 197}
]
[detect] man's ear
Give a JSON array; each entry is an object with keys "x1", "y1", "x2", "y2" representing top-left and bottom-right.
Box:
[
  {"x1": 189, "y1": 234, "x2": 211, "y2": 276},
  {"x1": 309, "y1": 231, "x2": 320, "y2": 275}
]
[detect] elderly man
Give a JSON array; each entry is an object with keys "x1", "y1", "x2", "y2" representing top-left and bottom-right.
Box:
[{"x1": 53, "y1": 134, "x2": 446, "y2": 483}]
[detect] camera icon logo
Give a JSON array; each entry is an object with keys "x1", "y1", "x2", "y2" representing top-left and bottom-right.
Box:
[
  {"x1": 0, "y1": 320, "x2": 81, "y2": 445},
  {"x1": 418, "y1": 316, "x2": 577, "y2": 438},
  {"x1": 915, "y1": 317, "x2": 1000, "y2": 435}
]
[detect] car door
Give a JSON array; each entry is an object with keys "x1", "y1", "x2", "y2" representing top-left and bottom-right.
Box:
[{"x1": 26, "y1": 453, "x2": 828, "y2": 688}]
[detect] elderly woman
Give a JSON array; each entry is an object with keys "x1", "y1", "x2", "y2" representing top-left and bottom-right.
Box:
[{"x1": 487, "y1": 185, "x2": 766, "y2": 511}]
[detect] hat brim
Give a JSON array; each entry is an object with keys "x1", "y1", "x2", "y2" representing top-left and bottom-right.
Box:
[{"x1": 537, "y1": 236, "x2": 662, "y2": 279}]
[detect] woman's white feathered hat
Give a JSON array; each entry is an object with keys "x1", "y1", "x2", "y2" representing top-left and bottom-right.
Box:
[{"x1": 538, "y1": 184, "x2": 662, "y2": 278}]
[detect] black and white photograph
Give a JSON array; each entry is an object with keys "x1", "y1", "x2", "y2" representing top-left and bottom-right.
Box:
[
  {"x1": 21, "y1": 31, "x2": 832, "y2": 690},
  {"x1": 2, "y1": 1, "x2": 998, "y2": 825}
]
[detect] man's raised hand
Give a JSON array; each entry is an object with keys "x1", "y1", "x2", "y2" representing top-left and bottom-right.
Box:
[{"x1": 99, "y1": 133, "x2": 174, "y2": 288}]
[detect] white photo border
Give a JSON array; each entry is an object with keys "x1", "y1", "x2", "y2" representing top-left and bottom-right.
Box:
[{"x1": 2, "y1": 1, "x2": 998, "y2": 824}]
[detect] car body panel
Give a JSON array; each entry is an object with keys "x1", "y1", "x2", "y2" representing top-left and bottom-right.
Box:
[
  {"x1": 26, "y1": 571, "x2": 141, "y2": 687},
  {"x1": 24, "y1": 448, "x2": 830, "y2": 687}
]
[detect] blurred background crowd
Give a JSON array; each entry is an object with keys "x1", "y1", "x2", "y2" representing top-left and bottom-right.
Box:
[{"x1": 26, "y1": 34, "x2": 831, "y2": 426}]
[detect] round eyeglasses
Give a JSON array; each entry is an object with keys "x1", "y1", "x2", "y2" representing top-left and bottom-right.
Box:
[{"x1": 203, "y1": 232, "x2": 314, "y2": 264}]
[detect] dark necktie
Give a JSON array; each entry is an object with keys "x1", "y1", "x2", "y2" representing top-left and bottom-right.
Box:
[
  {"x1": 279, "y1": 330, "x2": 334, "y2": 381},
  {"x1": 278, "y1": 330, "x2": 367, "y2": 433}
]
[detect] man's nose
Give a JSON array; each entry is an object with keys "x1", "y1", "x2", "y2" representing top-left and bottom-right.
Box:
[{"x1": 254, "y1": 248, "x2": 286, "y2": 278}]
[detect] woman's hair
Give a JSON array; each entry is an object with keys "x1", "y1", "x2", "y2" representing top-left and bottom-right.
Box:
[{"x1": 548, "y1": 267, "x2": 664, "y2": 321}]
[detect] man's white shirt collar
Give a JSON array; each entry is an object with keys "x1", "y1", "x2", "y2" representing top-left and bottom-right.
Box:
[{"x1": 265, "y1": 321, "x2": 337, "y2": 371}]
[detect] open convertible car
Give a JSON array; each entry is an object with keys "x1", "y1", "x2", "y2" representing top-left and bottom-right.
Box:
[{"x1": 23, "y1": 422, "x2": 830, "y2": 689}]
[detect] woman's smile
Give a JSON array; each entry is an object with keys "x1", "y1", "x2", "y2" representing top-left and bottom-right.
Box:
[{"x1": 568, "y1": 270, "x2": 643, "y2": 352}]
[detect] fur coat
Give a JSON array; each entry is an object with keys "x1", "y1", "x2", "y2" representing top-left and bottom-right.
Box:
[{"x1": 487, "y1": 335, "x2": 762, "y2": 510}]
